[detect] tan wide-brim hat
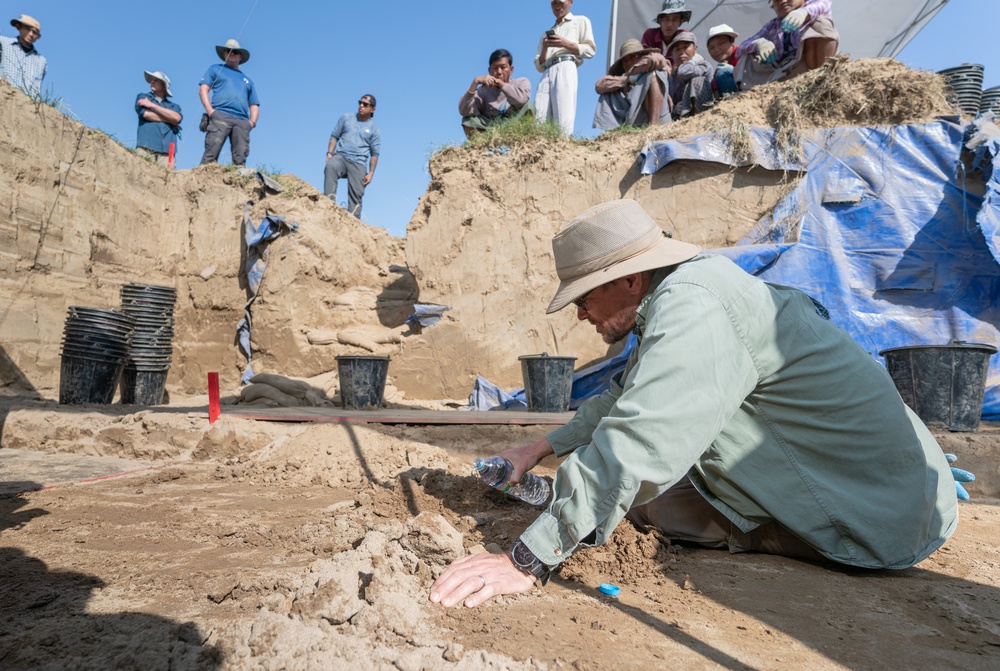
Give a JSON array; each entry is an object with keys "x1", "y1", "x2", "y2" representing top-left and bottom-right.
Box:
[
  {"x1": 609, "y1": 39, "x2": 659, "y2": 76},
  {"x1": 11, "y1": 14, "x2": 41, "y2": 34},
  {"x1": 546, "y1": 200, "x2": 700, "y2": 313},
  {"x1": 216, "y1": 38, "x2": 250, "y2": 64},
  {"x1": 144, "y1": 70, "x2": 173, "y2": 97}
]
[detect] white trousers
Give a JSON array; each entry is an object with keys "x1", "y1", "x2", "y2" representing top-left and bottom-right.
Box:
[{"x1": 535, "y1": 60, "x2": 578, "y2": 136}]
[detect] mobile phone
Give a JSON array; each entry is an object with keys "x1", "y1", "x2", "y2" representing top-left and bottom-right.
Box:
[{"x1": 545, "y1": 29, "x2": 556, "y2": 37}]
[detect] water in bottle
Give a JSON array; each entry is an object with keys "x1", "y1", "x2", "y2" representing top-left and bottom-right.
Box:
[{"x1": 472, "y1": 456, "x2": 551, "y2": 506}]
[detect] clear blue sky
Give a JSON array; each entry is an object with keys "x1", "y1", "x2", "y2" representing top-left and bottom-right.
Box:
[{"x1": 8, "y1": 1, "x2": 997, "y2": 238}]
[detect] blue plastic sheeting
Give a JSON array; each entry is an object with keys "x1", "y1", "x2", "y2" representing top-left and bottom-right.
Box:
[
  {"x1": 236, "y1": 205, "x2": 298, "y2": 384},
  {"x1": 640, "y1": 117, "x2": 1000, "y2": 420},
  {"x1": 406, "y1": 304, "x2": 451, "y2": 328}
]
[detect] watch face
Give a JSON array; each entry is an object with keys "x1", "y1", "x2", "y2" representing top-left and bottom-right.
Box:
[{"x1": 511, "y1": 541, "x2": 537, "y2": 569}]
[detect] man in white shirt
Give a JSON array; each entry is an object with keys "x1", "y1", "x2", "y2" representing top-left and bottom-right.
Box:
[{"x1": 533, "y1": 0, "x2": 596, "y2": 136}]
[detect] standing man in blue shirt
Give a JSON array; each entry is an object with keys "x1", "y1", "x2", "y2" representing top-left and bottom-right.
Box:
[
  {"x1": 199, "y1": 39, "x2": 259, "y2": 166},
  {"x1": 0, "y1": 14, "x2": 46, "y2": 97},
  {"x1": 324, "y1": 94, "x2": 381, "y2": 219},
  {"x1": 135, "y1": 70, "x2": 182, "y2": 167}
]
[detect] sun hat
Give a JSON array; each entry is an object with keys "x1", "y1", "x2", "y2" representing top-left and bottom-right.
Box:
[
  {"x1": 10, "y1": 14, "x2": 41, "y2": 34},
  {"x1": 666, "y1": 30, "x2": 698, "y2": 54},
  {"x1": 216, "y1": 39, "x2": 250, "y2": 64},
  {"x1": 654, "y1": 0, "x2": 692, "y2": 24},
  {"x1": 609, "y1": 39, "x2": 659, "y2": 76},
  {"x1": 546, "y1": 200, "x2": 700, "y2": 314},
  {"x1": 708, "y1": 24, "x2": 739, "y2": 41},
  {"x1": 143, "y1": 70, "x2": 173, "y2": 97}
]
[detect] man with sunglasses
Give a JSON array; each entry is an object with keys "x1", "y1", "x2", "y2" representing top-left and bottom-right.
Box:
[
  {"x1": 324, "y1": 95, "x2": 381, "y2": 219},
  {"x1": 431, "y1": 199, "x2": 960, "y2": 609},
  {"x1": 199, "y1": 38, "x2": 259, "y2": 167},
  {"x1": 0, "y1": 14, "x2": 46, "y2": 97}
]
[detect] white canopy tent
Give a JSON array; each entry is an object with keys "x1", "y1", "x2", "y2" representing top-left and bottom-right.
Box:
[{"x1": 607, "y1": 0, "x2": 949, "y2": 69}]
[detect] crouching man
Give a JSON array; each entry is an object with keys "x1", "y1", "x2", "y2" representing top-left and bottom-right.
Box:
[
  {"x1": 431, "y1": 199, "x2": 958, "y2": 608},
  {"x1": 460, "y1": 49, "x2": 534, "y2": 139},
  {"x1": 593, "y1": 39, "x2": 671, "y2": 130}
]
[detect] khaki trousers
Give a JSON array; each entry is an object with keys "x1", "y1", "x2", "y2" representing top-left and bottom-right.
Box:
[{"x1": 627, "y1": 476, "x2": 828, "y2": 562}]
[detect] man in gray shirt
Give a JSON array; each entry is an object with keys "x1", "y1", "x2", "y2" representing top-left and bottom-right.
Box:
[
  {"x1": 324, "y1": 94, "x2": 381, "y2": 219},
  {"x1": 459, "y1": 48, "x2": 533, "y2": 139}
]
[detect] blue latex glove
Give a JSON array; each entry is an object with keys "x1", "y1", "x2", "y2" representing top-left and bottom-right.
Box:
[
  {"x1": 715, "y1": 65, "x2": 737, "y2": 94},
  {"x1": 781, "y1": 7, "x2": 809, "y2": 33},
  {"x1": 755, "y1": 39, "x2": 778, "y2": 64},
  {"x1": 946, "y1": 453, "x2": 975, "y2": 501}
]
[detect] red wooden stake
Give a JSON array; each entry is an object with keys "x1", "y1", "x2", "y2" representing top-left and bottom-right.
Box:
[
  {"x1": 168, "y1": 142, "x2": 176, "y2": 169},
  {"x1": 208, "y1": 372, "x2": 220, "y2": 424}
]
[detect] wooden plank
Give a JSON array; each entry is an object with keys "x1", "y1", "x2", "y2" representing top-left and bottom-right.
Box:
[{"x1": 204, "y1": 406, "x2": 574, "y2": 426}]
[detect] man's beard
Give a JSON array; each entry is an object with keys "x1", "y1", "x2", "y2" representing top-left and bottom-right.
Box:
[{"x1": 600, "y1": 305, "x2": 638, "y2": 344}]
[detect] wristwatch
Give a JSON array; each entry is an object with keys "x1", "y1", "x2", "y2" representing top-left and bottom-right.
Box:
[{"x1": 510, "y1": 540, "x2": 552, "y2": 585}]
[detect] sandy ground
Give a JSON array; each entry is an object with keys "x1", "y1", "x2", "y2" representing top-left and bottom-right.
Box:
[{"x1": 1, "y1": 399, "x2": 999, "y2": 670}]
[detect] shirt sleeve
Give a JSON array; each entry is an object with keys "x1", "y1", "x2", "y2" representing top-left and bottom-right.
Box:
[
  {"x1": 135, "y1": 94, "x2": 146, "y2": 118},
  {"x1": 502, "y1": 78, "x2": 531, "y2": 108},
  {"x1": 199, "y1": 65, "x2": 217, "y2": 87},
  {"x1": 330, "y1": 115, "x2": 346, "y2": 140},
  {"x1": 640, "y1": 28, "x2": 659, "y2": 50},
  {"x1": 805, "y1": 0, "x2": 832, "y2": 17},
  {"x1": 520, "y1": 282, "x2": 760, "y2": 567},
  {"x1": 247, "y1": 79, "x2": 260, "y2": 107},
  {"x1": 735, "y1": 19, "x2": 776, "y2": 57},
  {"x1": 595, "y1": 74, "x2": 625, "y2": 94},
  {"x1": 576, "y1": 17, "x2": 597, "y2": 60},
  {"x1": 534, "y1": 34, "x2": 547, "y2": 72},
  {"x1": 458, "y1": 89, "x2": 480, "y2": 116},
  {"x1": 368, "y1": 126, "x2": 381, "y2": 159}
]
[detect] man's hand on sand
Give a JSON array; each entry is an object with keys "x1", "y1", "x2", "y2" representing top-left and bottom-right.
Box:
[{"x1": 430, "y1": 552, "x2": 535, "y2": 608}]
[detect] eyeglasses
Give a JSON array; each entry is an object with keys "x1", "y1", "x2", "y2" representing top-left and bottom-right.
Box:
[
  {"x1": 358, "y1": 100, "x2": 373, "y2": 108},
  {"x1": 572, "y1": 287, "x2": 597, "y2": 311}
]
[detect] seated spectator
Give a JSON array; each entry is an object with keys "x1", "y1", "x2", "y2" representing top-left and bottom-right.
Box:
[
  {"x1": 734, "y1": 0, "x2": 838, "y2": 89},
  {"x1": 667, "y1": 31, "x2": 714, "y2": 120},
  {"x1": 641, "y1": 0, "x2": 690, "y2": 66},
  {"x1": 707, "y1": 24, "x2": 740, "y2": 95},
  {"x1": 593, "y1": 39, "x2": 671, "y2": 130},
  {"x1": 460, "y1": 48, "x2": 534, "y2": 139}
]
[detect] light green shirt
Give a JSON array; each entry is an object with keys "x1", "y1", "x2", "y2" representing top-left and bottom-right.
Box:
[{"x1": 521, "y1": 254, "x2": 957, "y2": 570}]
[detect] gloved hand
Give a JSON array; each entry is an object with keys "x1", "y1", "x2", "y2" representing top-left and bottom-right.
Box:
[
  {"x1": 946, "y1": 453, "x2": 975, "y2": 501},
  {"x1": 715, "y1": 65, "x2": 737, "y2": 94},
  {"x1": 781, "y1": 7, "x2": 809, "y2": 33},
  {"x1": 755, "y1": 39, "x2": 778, "y2": 64}
]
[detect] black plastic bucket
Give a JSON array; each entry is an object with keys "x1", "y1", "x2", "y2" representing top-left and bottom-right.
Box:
[
  {"x1": 519, "y1": 353, "x2": 577, "y2": 412},
  {"x1": 879, "y1": 342, "x2": 997, "y2": 432},
  {"x1": 119, "y1": 366, "x2": 169, "y2": 405},
  {"x1": 336, "y1": 355, "x2": 390, "y2": 410},
  {"x1": 59, "y1": 352, "x2": 127, "y2": 405}
]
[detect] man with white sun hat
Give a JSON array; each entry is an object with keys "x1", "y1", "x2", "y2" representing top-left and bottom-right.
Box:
[
  {"x1": 0, "y1": 14, "x2": 46, "y2": 97},
  {"x1": 199, "y1": 38, "x2": 260, "y2": 166},
  {"x1": 136, "y1": 70, "x2": 182, "y2": 167},
  {"x1": 430, "y1": 199, "x2": 960, "y2": 609}
]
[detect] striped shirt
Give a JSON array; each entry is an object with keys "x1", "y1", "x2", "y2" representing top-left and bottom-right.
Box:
[{"x1": 0, "y1": 35, "x2": 47, "y2": 97}]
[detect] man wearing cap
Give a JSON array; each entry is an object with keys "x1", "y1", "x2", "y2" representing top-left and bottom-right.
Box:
[
  {"x1": 324, "y1": 94, "x2": 381, "y2": 219},
  {"x1": 460, "y1": 49, "x2": 535, "y2": 139},
  {"x1": 707, "y1": 24, "x2": 740, "y2": 95},
  {"x1": 641, "y1": 0, "x2": 690, "y2": 65},
  {"x1": 199, "y1": 39, "x2": 260, "y2": 166},
  {"x1": 430, "y1": 199, "x2": 958, "y2": 609},
  {"x1": 0, "y1": 14, "x2": 46, "y2": 97},
  {"x1": 593, "y1": 39, "x2": 671, "y2": 131},
  {"x1": 533, "y1": 0, "x2": 596, "y2": 136},
  {"x1": 667, "y1": 31, "x2": 714, "y2": 119},
  {"x1": 136, "y1": 71, "x2": 182, "y2": 167}
]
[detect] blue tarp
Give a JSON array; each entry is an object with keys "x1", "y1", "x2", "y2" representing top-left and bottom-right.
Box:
[
  {"x1": 471, "y1": 117, "x2": 1000, "y2": 420},
  {"x1": 640, "y1": 116, "x2": 1000, "y2": 420}
]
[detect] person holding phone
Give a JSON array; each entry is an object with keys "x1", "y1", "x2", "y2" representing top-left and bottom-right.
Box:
[{"x1": 532, "y1": 0, "x2": 596, "y2": 136}]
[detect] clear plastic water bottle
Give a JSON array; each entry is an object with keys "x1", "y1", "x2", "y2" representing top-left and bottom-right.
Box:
[{"x1": 472, "y1": 456, "x2": 551, "y2": 506}]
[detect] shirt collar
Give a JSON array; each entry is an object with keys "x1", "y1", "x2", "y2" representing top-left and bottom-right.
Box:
[
  {"x1": 555, "y1": 12, "x2": 575, "y2": 26},
  {"x1": 634, "y1": 265, "x2": 678, "y2": 335},
  {"x1": 15, "y1": 38, "x2": 36, "y2": 53}
]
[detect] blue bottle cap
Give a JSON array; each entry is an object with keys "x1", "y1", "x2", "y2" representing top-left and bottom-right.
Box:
[{"x1": 598, "y1": 583, "x2": 621, "y2": 596}]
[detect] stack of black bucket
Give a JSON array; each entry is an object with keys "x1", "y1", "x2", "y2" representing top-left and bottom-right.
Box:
[
  {"x1": 119, "y1": 283, "x2": 177, "y2": 405},
  {"x1": 59, "y1": 307, "x2": 136, "y2": 404},
  {"x1": 937, "y1": 64, "x2": 985, "y2": 117}
]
